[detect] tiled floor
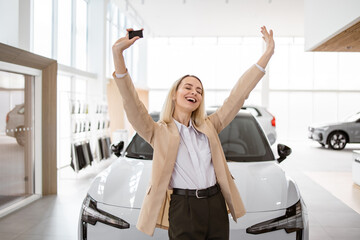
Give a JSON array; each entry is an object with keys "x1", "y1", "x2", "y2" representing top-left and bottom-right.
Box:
[{"x1": 0, "y1": 140, "x2": 360, "y2": 240}]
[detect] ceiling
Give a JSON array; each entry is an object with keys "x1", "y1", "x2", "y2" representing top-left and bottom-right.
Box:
[{"x1": 126, "y1": 0, "x2": 304, "y2": 37}]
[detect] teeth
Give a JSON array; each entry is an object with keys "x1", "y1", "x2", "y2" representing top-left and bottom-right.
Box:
[{"x1": 186, "y1": 97, "x2": 196, "y2": 103}]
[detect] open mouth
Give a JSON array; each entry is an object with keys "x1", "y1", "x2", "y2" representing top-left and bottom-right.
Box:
[{"x1": 186, "y1": 97, "x2": 197, "y2": 103}]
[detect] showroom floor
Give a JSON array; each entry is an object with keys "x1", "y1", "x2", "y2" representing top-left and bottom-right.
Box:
[{"x1": 0, "y1": 140, "x2": 360, "y2": 240}]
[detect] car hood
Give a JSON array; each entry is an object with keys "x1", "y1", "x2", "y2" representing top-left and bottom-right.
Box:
[
  {"x1": 310, "y1": 122, "x2": 344, "y2": 129},
  {"x1": 228, "y1": 162, "x2": 299, "y2": 212},
  {"x1": 88, "y1": 158, "x2": 300, "y2": 212}
]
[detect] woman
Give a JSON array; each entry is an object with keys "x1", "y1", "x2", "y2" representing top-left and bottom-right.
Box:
[{"x1": 112, "y1": 26, "x2": 274, "y2": 240}]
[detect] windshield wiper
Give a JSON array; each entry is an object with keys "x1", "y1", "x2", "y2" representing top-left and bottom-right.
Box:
[{"x1": 125, "y1": 153, "x2": 147, "y2": 159}]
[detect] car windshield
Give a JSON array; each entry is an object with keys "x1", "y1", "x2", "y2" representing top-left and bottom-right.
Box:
[
  {"x1": 125, "y1": 114, "x2": 274, "y2": 162},
  {"x1": 344, "y1": 112, "x2": 360, "y2": 122}
]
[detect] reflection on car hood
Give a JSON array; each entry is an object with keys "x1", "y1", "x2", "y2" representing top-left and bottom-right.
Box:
[
  {"x1": 88, "y1": 158, "x2": 300, "y2": 212},
  {"x1": 228, "y1": 162, "x2": 299, "y2": 212},
  {"x1": 88, "y1": 157, "x2": 152, "y2": 209},
  {"x1": 310, "y1": 122, "x2": 343, "y2": 129}
]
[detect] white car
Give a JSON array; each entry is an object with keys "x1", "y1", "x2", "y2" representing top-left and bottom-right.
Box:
[
  {"x1": 241, "y1": 105, "x2": 277, "y2": 145},
  {"x1": 6, "y1": 103, "x2": 25, "y2": 146},
  {"x1": 211, "y1": 105, "x2": 277, "y2": 145},
  {"x1": 79, "y1": 111, "x2": 308, "y2": 240}
]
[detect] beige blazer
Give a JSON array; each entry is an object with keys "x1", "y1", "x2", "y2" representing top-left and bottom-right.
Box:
[{"x1": 113, "y1": 65, "x2": 264, "y2": 236}]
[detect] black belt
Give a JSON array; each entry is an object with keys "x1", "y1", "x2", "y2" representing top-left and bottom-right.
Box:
[{"x1": 172, "y1": 184, "x2": 220, "y2": 199}]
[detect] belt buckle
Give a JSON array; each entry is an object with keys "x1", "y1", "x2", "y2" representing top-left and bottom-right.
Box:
[{"x1": 195, "y1": 189, "x2": 206, "y2": 199}]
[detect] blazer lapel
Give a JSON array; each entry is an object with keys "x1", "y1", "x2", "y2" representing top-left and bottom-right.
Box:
[{"x1": 193, "y1": 121, "x2": 212, "y2": 139}]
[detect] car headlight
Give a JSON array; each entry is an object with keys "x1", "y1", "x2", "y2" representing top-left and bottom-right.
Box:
[
  {"x1": 81, "y1": 194, "x2": 130, "y2": 229},
  {"x1": 246, "y1": 200, "x2": 304, "y2": 235}
]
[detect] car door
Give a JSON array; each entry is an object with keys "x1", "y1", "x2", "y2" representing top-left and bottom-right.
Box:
[
  {"x1": 344, "y1": 116, "x2": 360, "y2": 143},
  {"x1": 348, "y1": 117, "x2": 360, "y2": 142}
]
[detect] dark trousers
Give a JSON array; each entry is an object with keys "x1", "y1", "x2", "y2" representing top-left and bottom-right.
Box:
[{"x1": 168, "y1": 189, "x2": 229, "y2": 240}]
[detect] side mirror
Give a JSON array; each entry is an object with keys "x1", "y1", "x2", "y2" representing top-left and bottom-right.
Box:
[
  {"x1": 111, "y1": 141, "x2": 124, "y2": 157},
  {"x1": 277, "y1": 144, "x2": 292, "y2": 163}
]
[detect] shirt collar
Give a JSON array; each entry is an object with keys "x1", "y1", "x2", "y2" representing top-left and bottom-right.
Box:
[{"x1": 173, "y1": 118, "x2": 200, "y2": 135}]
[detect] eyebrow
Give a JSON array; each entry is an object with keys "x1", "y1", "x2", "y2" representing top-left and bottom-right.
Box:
[{"x1": 184, "y1": 83, "x2": 203, "y2": 92}]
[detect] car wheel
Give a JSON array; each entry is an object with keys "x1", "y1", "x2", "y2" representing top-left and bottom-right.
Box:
[
  {"x1": 328, "y1": 132, "x2": 347, "y2": 150},
  {"x1": 15, "y1": 126, "x2": 25, "y2": 146}
]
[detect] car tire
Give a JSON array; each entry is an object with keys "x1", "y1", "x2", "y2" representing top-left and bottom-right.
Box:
[
  {"x1": 328, "y1": 131, "x2": 347, "y2": 150},
  {"x1": 15, "y1": 126, "x2": 25, "y2": 146}
]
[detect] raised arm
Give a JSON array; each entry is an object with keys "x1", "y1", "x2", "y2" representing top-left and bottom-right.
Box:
[
  {"x1": 257, "y1": 26, "x2": 275, "y2": 69},
  {"x1": 112, "y1": 29, "x2": 156, "y2": 144},
  {"x1": 209, "y1": 26, "x2": 275, "y2": 133}
]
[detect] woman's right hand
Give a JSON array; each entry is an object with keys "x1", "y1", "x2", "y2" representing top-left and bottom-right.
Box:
[
  {"x1": 112, "y1": 28, "x2": 143, "y2": 74},
  {"x1": 112, "y1": 28, "x2": 142, "y2": 56},
  {"x1": 260, "y1": 26, "x2": 274, "y2": 56}
]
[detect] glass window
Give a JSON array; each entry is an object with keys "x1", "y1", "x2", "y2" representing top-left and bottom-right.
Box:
[
  {"x1": 269, "y1": 42, "x2": 289, "y2": 89},
  {"x1": 148, "y1": 90, "x2": 167, "y2": 113},
  {"x1": 269, "y1": 92, "x2": 289, "y2": 140},
  {"x1": 190, "y1": 44, "x2": 216, "y2": 89},
  {"x1": 33, "y1": 0, "x2": 52, "y2": 58},
  {"x1": 106, "y1": 18, "x2": 111, "y2": 77},
  {"x1": 338, "y1": 93, "x2": 360, "y2": 120},
  {"x1": 75, "y1": 77, "x2": 87, "y2": 96},
  {"x1": 0, "y1": 71, "x2": 35, "y2": 209},
  {"x1": 288, "y1": 92, "x2": 313, "y2": 140},
  {"x1": 313, "y1": 52, "x2": 338, "y2": 89},
  {"x1": 168, "y1": 43, "x2": 194, "y2": 82},
  {"x1": 219, "y1": 116, "x2": 272, "y2": 162},
  {"x1": 147, "y1": 36, "x2": 360, "y2": 141},
  {"x1": 338, "y1": 52, "x2": 360, "y2": 90},
  {"x1": 312, "y1": 92, "x2": 338, "y2": 124},
  {"x1": 75, "y1": 0, "x2": 88, "y2": 70},
  {"x1": 147, "y1": 38, "x2": 172, "y2": 89},
  {"x1": 245, "y1": 91, "x2": 261, "y2": 106},
  {"x1": 57, "y1": 75, "x2": 72, "y2": 168},
  {"x1": 288, "y1": 44, "x2": 313, "y2": 89},
  {"x1": 205, "y1": 91, "x2": 231, "y2": 109},
  {"x1": 58, "y1": 0, "x2": 72, "y2": 65},
  {"x1": 125, "y1": 115, "x2": 273, "y2": 162},
  {"x1": 214, "y1": 45, "x2": 242, "y2": 89}
]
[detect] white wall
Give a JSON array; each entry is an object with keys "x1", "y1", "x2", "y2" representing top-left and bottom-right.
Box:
[
  {"x1": 305, "y1": 0, "x2": 360, "y2": 51},
  {"x1": 0, "y1": 0, "x2": 19, "y2": 47}
]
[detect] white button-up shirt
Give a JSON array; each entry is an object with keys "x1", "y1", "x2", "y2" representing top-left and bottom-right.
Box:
[{"x1": 169, "y1": 119, "x2": 217, "y2": 189}]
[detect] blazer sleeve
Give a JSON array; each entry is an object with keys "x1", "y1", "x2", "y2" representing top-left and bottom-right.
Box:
[
  {"x1": 208, "y1": 65, "x2": 265, "y2": 133},
  {"x1": 112, "y1": 72, "x2": 156, "y2": 144}
]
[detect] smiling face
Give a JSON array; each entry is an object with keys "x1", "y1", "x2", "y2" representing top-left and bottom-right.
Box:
[{"x1": 174, "y1": 76, "x2": 203, "y2": 115}]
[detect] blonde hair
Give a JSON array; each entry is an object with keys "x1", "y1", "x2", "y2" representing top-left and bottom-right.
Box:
[{"x1": 160, "y1": 75, "x2": 206, "y2": 126}]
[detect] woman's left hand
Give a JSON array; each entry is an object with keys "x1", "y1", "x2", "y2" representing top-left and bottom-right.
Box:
[{"x1": 261, "y1": 26, "x2": 275, "y2": 55}]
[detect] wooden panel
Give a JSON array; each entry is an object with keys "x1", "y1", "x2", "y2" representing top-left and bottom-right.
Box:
[
  {"x1": 107, "y1": 79, "x2": 125, "y2": 140},
  {"x1": 0, "y1": 43, "x2": 54, "y2": 69},
  {"x1": 24, "y1": 75, "x2": 34, "y2": 194},
  {"x1": 42, "y1": 62, "x2": 58, "y2": 195},
  {"x1": 106, "y1": 79, "x2": 149, "y2": 139},
  {"x1": 0, "y1": 43, "x2": 58, "y2": 195},
  {"x1": 313, "y1": 21, "x2": 360, "y2": 52},
  {"x1": 137, "y1": 88, "x2": 149, "y2": 110}
]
